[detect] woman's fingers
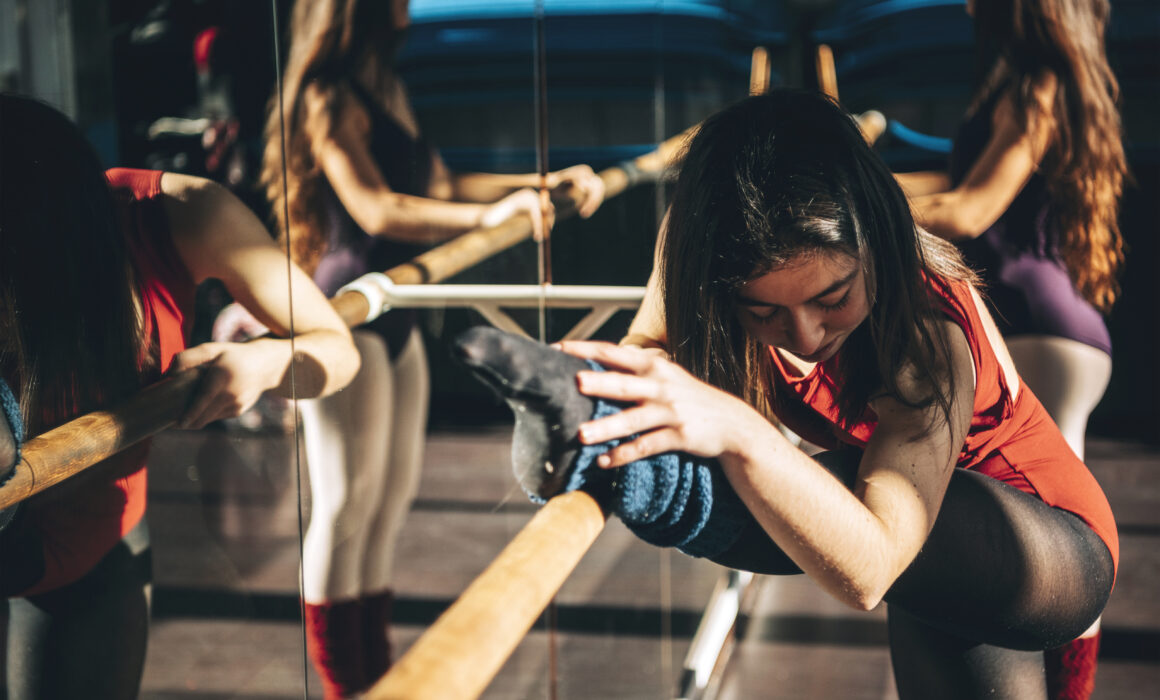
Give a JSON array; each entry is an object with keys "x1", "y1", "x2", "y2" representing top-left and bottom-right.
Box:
[
  {"x1": 575, "y1": 369, "x2": 659, "y2": 403},
  {"x1": 179, "y1": 365, "x2": 231, "y2": 429},
  {"x1": 569, "y1": 169, "x2": 605, "y2": 218},
  {"x1": 577, "y1": 403, "x2": 671, "y2": 445},
  {"x1": 168, "y1": 344, "x2": 217, "y2": 375},
  {"x1": 173, "y1": 345, "x2": 266, "y2": 429},
  {"x1": 595, "y1": 428, "x2": 683, "y2": 469},
  {"x1": 554, "y1": 340, "x2": 660, "y2": 375},
  {"x1": 547, "y1": 165, "x2": 605, "y2": 218}
]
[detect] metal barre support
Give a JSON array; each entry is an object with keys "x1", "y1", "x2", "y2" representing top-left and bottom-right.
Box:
[
  {"x1": 336, "y1": 280, "x2": 646, "y2": 340},
  {"x1": 675, "y1": 570, "x2": 755, "y2": 700}
]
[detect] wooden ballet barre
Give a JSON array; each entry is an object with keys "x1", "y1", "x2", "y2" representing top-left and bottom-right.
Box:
[
  {"x1": 0, "y1": 370, "x2": 202, "y2": 511},
  {"x1": 366, "y1": 489, "x2": 607, "y2": 700},
  {"x1": 0, "y1": 128, "x2": 693, "y2": 512}
]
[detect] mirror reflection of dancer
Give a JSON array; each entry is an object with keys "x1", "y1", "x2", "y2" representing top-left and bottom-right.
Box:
[
  {"x1": 0, "y1": 94, "x2": 360, "y2": 700},
  {"x1": 260, "y1": 1, "x2": 605, "y2": 696},
  {"x1": 459, "y1": 91, "x2": 1118, "y2": 700},
  {"x1": 897, "y1": 0, "x2": 1126, "y2": 464},
  {"x1": 894, "y1": 3, "x2": 1127, "y2": 694}
]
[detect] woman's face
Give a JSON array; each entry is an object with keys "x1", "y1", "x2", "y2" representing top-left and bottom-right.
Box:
[{"x1": 735, "y1": 252, "x2": 871, "y2": 364}]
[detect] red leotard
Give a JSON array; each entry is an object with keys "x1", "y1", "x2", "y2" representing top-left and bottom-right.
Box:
[
  {"x1": 19, "y1": 168, "x2": 195, "y2": 596},
  {"x1": 768, "y1": 277, "x2": 1119, "y2": 577}
]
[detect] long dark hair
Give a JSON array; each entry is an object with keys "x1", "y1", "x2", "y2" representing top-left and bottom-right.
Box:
[
  {"x1": 662, "y1": 90, "x2": 976, "y2": 430},
  {"x1": 0, "y1": 94, "x2": 145, "y2": 434},
  {"x1": 972, "y1": 0, "x2": 1126, "y2": 312},
  {"x1": 260, "y1": 0, "x2": 405, "y2": 272}
]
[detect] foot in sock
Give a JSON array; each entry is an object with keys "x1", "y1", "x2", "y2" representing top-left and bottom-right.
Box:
[{"x1": 451, "y1": 326, "x2": 595, "y2": 501}]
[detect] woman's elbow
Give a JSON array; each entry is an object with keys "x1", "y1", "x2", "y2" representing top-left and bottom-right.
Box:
[
  {"x1": 947, "y1": 213, "x2": 992, "y2": 241},
  {"x1": 332, "y1": 350, "x2": 362, "y2": 393},
  {"x1": 918, "y1": 195, "x2": 995, "y2": 241},
  {"x1": 325, "y1": 336, "x2": 362, "y2": 395},
  {"x1": 836, "y1": 579, "x2": 889, "y2": 612},
  {"x1": 850, "y1": 588, "x2": 887, "y2": 612},
  {"x1": 296, "y1": 331, "x2": 361, "y2": 398},
  {"x1": 832, "y1": 556, "x2": 903, "y2": 611},
  {"x1": 349, "y1": 207, "x2": 394, "y2": 237}
]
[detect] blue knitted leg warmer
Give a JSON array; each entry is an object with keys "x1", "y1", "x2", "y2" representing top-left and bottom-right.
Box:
[{"x1": 572, "y1": 391, "x2": 753, "y2": 559}]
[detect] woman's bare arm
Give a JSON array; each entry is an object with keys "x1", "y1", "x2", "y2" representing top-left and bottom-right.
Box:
[
  {"x1": 562, "y1": 317, "x2": 975, "y2": 610},
  {"x1": 161, "y1": 173, "x2": 360, "y2": 427},
  {"x1": 306, "y1": 87, "x2": 490, "y2": 242},
  {"x1": 447, "y1": 166, "x2": 605, "y2": 218},
  {"x1": 895, "y1": 170, "x2": 952, "y2": 198},
  {"x1": 907, "y1": 74, "x2": 1058, "y2": 241}
]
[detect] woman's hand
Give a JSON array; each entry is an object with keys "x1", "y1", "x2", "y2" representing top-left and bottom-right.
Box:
[
  {"x1": 168, "y1": 339, "x2": 289, "y2": 430},
  {"x1": 555, "y1": 340, "x2": 765, "y2": 469},
  {"x1": 479, "y1": 187, "x2": 555, "y2": 242},
  {"x1": 546, "y1": 164, "x2": 605, "y2": 218}
]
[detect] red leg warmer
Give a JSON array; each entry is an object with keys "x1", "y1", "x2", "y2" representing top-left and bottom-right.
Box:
[
  {"x1": 304, "y1": 600, "x2": 367, "y2": 700},
  {"x1": 1045, "y1": 632, "x2": 1101, "y2": 700}
]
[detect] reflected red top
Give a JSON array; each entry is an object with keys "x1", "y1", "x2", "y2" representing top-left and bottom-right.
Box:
[
  {"x1": 22, "y1": 169, "x2": 195, "y2": 595},
  {"x1": 767, "y1": 276, "x2": 1118, "y2": 576}
]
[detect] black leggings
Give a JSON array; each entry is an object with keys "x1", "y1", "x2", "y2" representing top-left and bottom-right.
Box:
[
  {"x1": 2, "y1": 519, "x2": 152, "y2": 700},
  {"x1": 714, "y1": 450, "x2": 1114, "y2": 700}
]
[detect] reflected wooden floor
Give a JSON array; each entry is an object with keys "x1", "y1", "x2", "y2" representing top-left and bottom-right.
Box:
[{"x1": 139, "y1": 427, "x2": 1160, "y2": 699}]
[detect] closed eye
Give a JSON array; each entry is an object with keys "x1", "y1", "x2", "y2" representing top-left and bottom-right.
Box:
[
  {"x1": 816, "y1": 288, "x2": 851, "y2": 312},
  {"x1": 743, "y1": 305, "x2": 780, "y2": 324}
]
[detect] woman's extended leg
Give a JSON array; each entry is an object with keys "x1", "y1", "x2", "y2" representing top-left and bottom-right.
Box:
[
  {"x1": 360, "y1": 328, "x2": 430, "y2": 679},
  {"x1": 299, "y1": 330, "x2": 394, "y2": 698}
]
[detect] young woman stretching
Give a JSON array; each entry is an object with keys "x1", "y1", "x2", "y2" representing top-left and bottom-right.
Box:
[{"x1": 455, "y1": 90, "x2": 1117, "y2": 700}]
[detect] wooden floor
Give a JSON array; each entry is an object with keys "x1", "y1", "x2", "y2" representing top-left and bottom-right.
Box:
[{"x1": 137, "y1": 423, "x2": 1160, "y2": 699}]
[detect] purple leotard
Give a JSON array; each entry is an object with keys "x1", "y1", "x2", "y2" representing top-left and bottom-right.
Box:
[
  {"x1": 949, "y1": 84, "x2": 1112, "y2": 355},
  {"x1": 313, "y1": 80, "x2": 435, "y2": 358}
]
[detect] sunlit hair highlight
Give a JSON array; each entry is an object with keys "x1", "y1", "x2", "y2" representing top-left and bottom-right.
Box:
[
  {"x1": 260, "y1": 0, "x2": 402, "y2": 272},
  {"x1": 973, "y1": 0, "x2": 1127, "y2": 311}
]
